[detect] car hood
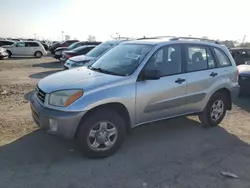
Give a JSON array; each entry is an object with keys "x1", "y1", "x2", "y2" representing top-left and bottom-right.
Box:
[
  {"x1": 2, "y1": 45, "x2": 11, "y2": 48},
  {"x1": 55, "y1": 47, "x2": 68, "y2": 51},
  {"x1": 38, "y1": 67, "x2": 125, "y2": 93},
  {"x1": 237, "y1": 65, "x2": 250, "y2": 75},
  {"x1": 69, "y1": 55, "x2": 96, "y2": 62}
]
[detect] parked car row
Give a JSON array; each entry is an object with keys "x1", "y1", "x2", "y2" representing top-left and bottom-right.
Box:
[{"x1": 30, "y1": 36, "x2": 240, "y2": 159}]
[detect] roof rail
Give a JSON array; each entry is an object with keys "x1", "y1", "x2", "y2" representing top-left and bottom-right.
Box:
[
  {"x1": 170, "y1": 37, "x2": 220, "y2": 44},
  {"x1": 137, "y1": 36, "x2": 176, "y2": 40},
  {"x1": 110, "y1": 36, "x2": 131, "y2": 40}
]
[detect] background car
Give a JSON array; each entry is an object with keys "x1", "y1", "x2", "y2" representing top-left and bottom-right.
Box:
[
  {"x1": 0, "y1": 40, "x2": 15, "y2": 47},
  {"x1": 237, "y1": 64, "x2": 250, "y2": 97},
  {"x1": 53, "y1": 41, "x2": 101, "y2": 60},
  {"x1": 49, "y1": 40, "x2": 79, "y2": 54},
  {"x1": 60, "y1": 45, "x2": 97, "y2": 63},
  {"x1": 2, "y1": 41, "x2": 47, "y2": 58},
  {"x1": 63, "y1": 40, "x2": 128, "y2": 69},
  {"x1": 0, "y1": 47, "x2": 8, "y2": 59},
  {"x1": 230, "y1": 47, "x2": 250, "y2": 65}
]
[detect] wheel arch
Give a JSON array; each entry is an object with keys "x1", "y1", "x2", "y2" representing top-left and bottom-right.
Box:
[
  {"x1": 74, "y1": 102, "x2": 131, "y2": 138},
  {"x1": 211, "y1": 87, "x2": 232, "y2": 110},
  {"x1": 34, "y1": 51, "x2": 43, "y2": 56}
]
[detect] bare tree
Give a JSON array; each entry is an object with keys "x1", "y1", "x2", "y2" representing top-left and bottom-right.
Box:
[{"x1": 87, "y1": 35, "x2": 96, "y2": 41}]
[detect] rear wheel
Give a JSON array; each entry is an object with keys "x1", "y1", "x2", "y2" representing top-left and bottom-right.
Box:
[
  {"x1": 199, "y1": 93, "x2": 227, "y2": 127},
  {"x1": 34, "y1": 51, "x2": 42, "y2": 58},
  {"x1": 76, "y1": 109, "x2": 126, "y2": 158}
]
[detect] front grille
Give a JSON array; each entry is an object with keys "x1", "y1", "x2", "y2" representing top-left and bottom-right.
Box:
[{"x1": 35, "y1": 86, "x2": 46, "y2": 104}]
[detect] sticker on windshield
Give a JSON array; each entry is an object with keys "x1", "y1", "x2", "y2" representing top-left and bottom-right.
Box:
[{"x1": 125, "y1": 53, "x2": 141, "y2": 60}]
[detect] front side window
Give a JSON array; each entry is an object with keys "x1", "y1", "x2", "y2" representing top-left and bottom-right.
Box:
[
  {"x1": 145, "y1": 45, "x2": 182, "y2": 76},
  {"x1": 213, "y1": 48, "x2": 231, "y2": 67},
  {"x1": 185, "y1": 45, "x2": 215, "y2": 72},
  {"x1": 90, "y1": 44, "x2": 152, "y2": 76},
  {"x1": 16, "y1": 42, "x2": 25, "y2": 47}
]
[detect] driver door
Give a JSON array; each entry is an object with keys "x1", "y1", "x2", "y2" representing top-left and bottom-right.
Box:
[
  {"x1": 135, "y1": 44, "x2": 188, "y2": 125},
  {"x1": 13, "y1": 42, "x2": 25, "y2": 55}
]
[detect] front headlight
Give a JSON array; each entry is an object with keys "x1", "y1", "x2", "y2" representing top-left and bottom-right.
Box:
[
  {"x1": 49, "y1": 89, "x2": 83, "y2": 107},
  {"x1": 71, "y1": 61, "x2": 88, "y2": 67}
]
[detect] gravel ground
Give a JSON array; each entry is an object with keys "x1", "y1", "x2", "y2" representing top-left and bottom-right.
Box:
[{"x1": 0, "y1": 57, "x2": 250, "y2": 188}]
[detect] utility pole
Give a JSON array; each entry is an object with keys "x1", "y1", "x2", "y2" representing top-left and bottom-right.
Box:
[
  {"x1": 61, "y1": 31, "x2": 64, "y2": 41},
  {"x1": 242, "y1": 35, "x2": 246, "y2": 44}
]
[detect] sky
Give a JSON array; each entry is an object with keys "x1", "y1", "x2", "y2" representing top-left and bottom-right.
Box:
[{"x1": 0, "y1": 0, "x2": 249, "y2": 42}]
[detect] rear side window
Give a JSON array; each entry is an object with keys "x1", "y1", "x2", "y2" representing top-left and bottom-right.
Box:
[
  {"x1": 184, "y1": 45, "x2": 216, "y2": 72},
  {"x1": 213, "y1": 48, "x2": 231, "y2": 67},
  {"x1": 25, "y1": 42, "x2": 39, "y2": 47}
]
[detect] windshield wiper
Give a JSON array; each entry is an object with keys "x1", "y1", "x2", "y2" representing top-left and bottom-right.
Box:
[{"x1": 88, "y1": 66, "x2": 125, "y2": 76}]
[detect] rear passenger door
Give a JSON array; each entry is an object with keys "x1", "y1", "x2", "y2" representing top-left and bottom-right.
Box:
[
  {"x1": 184, "y1": 44, "x2": 218, "y2": 112},
  {"x1": 25, "y1": 42, "x2": 40, "y2": 55}
]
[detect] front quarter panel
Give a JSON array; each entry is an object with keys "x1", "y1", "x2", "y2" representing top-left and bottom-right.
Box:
[{"x1": 69, "y1": 78, "x2": 136, "y2": 126}]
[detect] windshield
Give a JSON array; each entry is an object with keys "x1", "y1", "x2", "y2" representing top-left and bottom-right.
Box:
[
  {"x1": 86, "y1": 42, "x2": 114, "y2": 58},
  {"x1": 90, "y1": 44, "x2": 152, "y2": 76},
  {"x1": 68, "y1": 42, "x2": 80, "y2": 50}
]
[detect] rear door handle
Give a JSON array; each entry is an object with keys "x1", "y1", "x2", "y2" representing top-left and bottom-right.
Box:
[
  {"x1": 210, "y1": 72, "x2": 218, "y2": 77},
  {"x1": 175, "y1": 78, "x2": 186, "y2": 84}
]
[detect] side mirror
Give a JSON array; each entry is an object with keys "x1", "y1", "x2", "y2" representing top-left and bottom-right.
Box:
[{"x1": 143, "y1": 69, "x2": 160, "y2": 80}]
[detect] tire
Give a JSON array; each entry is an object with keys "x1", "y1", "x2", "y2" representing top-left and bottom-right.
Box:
[
  {"x1": 76, "y1": 109, "x2": 126, "y2": 158},
  {"x1": 198, "y1": 93, "x2": 227, "y2": 127},
  {"x1": 6, "y1": 50, "x2": 11, "y2": 58},
  {"x1": 34, "y1": 51, "x2": 42, "y2": 58}
]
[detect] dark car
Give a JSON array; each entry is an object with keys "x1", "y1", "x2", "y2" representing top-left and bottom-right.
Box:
[
  {"x1": 238, "y1": 64, "x2": 250, "y2": 97},
  {"x1": 53, "y1": 41, "x2": 101, "y2": 59},
  {"x1": 60, "y1": 45, "x2": 97, "y2": 63},
  {"x1": 0, "y1": 40, "x2": 15, "y2": 47},
  {"x1": 230, "y1": 48, "x2": 250, "y2": 66},
  {"x1": 49, "y1": 40, "x2": 79, "y2": 54},
  {"x1": 63, "y1": 40, "x2": 128, "y2": 70}
]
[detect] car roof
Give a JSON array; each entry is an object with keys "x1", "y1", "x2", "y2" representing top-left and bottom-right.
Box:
[
  {"x1": 123, "y1": 38, "x2": 223, "y2": 47},
  {"x1": 74, "y1": 45, "x2": 97, "y2": 50},
  {"x1": 104, "y1": 39, "x2": 129, "y2": 45}
]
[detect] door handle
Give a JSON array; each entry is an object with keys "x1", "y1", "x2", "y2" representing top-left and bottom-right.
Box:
[
  {"x1": 210, "y1": 72, "x2": 218, "y2": 77},
  {"x1": 175, "y1": 78, "x2": 186, "y2": 84}
]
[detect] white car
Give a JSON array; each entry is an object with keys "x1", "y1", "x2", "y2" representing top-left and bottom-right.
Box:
[{"x1": 3, "y1": 41, "x2": 47, "y2": 58}]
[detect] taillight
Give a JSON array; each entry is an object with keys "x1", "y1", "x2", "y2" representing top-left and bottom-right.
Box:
[{"x1": 66, "y1": 54, "x2": 72, "y2": 58}]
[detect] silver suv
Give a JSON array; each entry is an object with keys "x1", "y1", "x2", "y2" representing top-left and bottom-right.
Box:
[{"x1": 30, "y1": 37, "x2": 239, "y2": 158}]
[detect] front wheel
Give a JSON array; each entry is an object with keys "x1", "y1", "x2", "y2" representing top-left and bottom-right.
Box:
[
  {"x1": 199, "y1": 93, "x2": 227, "y2": 127},
  {"x1": 76, "y1": 109, "x2": 126, "y2": 158}
]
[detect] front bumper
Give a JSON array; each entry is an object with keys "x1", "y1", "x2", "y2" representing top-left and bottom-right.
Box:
[
  {"x1": 0, "y1": 52, "x2": 8, "y2": 59},
  {"x1": 60, "y1": 57, "x2": 68, "y2": 63},
  {"x1": 30, "y1": 92, "x2": 86, "y2": 139},
  {"x1": 238, "y1": 75, "x2": 250, "y2": 94},
  {"x1": 53, "y1": 54, "x2": 61, "y2": 59},
  {"x1": 239, "y1": 82, "x2": 250, "y2": 94}
]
